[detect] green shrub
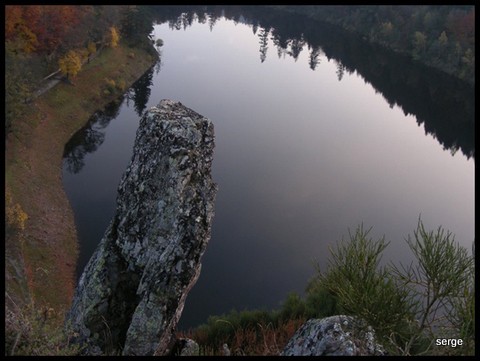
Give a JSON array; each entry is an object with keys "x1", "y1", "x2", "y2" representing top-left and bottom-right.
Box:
[
  {"x1": 390, "y1": 219, "x2": 475, "y2": 355},
  {"x1": 304, "y1": 278, "x2": 340, "y2": 319},
  {"x1": 316, "y1": 224, "x2": 416, "y2": 351},
  {"x1": 278, "y1": 292, "x2": 305, "y2": 322},
  {"x1": 313, "y1": 219, "x2": 474, "y2": 355}
]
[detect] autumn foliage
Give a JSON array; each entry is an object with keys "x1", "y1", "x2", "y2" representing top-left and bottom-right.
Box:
[
  {"x1": 6, "y1": 6, "x2": 82, "y2": 54},
  {"x1": 5, "y1": 5, "x2": 143, "y2": 133},
  {"x1": 108, "y1": 26, "x2": 120, "y2": 48},
  {"x1": 58, "y1": 50, "x2": 82, "y2": 80},
  {"x1": 6, "y1": 6, "x2": 128, "y2": 70},
  {"x1": 6, "y1": 190, "x2": 28, "y2": 232}
]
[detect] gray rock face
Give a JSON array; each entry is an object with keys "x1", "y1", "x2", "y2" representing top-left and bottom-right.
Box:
[
  {"x1": 66, "y1": 100, "x2": 217, "y2": 356},
  {"x1": 173, "y1": 338, "x2": 200, "y2": 356},
  {"x1": 281, "y1": 315, "x2": 386, "y2": 356}
]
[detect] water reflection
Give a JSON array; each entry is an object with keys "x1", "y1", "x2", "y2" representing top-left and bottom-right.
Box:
[
  {"x1": 125, "y1": 66, "x2": 155, "y2": 117},
  {"x1": 63, "y1": 68, "x2": 155, "y2": 279},
  {"x1": 151, "y1": 5, "x2": 474, "y2": 160},
  {"x1": 63, "y1": 100, "x2": 122, "y2": 174},
  {"x1": 258, "y1": 28, "x2": 269, "y2": 63},
  {"x1": 63, "y1": 6, "x2": 474, "y2": 331},
  {"x1": 64, "y1": 68, "x2": 155, "y2": 174}
]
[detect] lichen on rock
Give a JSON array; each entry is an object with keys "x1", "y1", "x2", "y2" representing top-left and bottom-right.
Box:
[
  {"x1": 66, "y1": 100, "x2": 217, "y2": 356},
  {"x1": 281, "y1": 315, "x2": 386, "y2": 356}
]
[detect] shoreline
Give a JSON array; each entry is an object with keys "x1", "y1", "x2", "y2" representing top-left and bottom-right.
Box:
[{"x1": 5, "y1": 43, "x2": 159, "y2": 317}]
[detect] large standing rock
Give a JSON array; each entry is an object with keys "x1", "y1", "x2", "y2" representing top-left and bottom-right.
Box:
[
  {"x1": 281, "y1": 315, "x2": 386, "y2": 356},
  {"x1": 66, "y1": 100, "x2": 217, "y2": 356}
]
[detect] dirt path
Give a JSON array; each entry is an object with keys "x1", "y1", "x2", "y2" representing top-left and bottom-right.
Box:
[{"x1": 32, "y1": 75, "x2": 63, "y2": 99}]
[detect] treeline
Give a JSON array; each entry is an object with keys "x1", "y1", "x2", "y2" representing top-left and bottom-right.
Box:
[
  {"x1": 270, "y1": 5, "x2": 474, "y2": 84},
  {"x1": 148, "y1": 6, "x2": 474, "y2": 159},
  {"x1": 5, "y1": 5, "x2": 156, "y2": 135}
]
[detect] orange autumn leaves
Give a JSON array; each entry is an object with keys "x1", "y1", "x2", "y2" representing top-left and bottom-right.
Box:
[
  {"x1": 5, "y1": 5, "x2": 82, "y2": 54},
  {"x1": 6, "y1": 6, "x2": 123, "y2": 81}
]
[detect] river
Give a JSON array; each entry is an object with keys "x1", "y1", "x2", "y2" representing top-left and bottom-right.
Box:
[{"x1": 63, "y1": 7, "x2": 474, "y2": 330}]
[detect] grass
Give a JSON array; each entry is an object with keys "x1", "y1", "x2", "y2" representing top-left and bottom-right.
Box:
[
  {"x1": 175, "y1": 283, "x2": 341, "y2": 356},
  {"x1": 5, "y1": 41, "x2": 158, "y2": 338},
  {"x1": 177, "y1": 311, "x2": 306, "y2": 356},
  {"x1": 5, "y1": 292, "x2": 82, "y2": 356}
]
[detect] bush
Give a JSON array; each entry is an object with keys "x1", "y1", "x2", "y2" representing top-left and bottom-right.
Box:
[
  {"x1": 390, "y1": 219, "x2": 475, "y2": 355},
  {"x1": 316, "y1": 224, "x2": 416, "y2": 350},
  {"x1": 278, "y1": 292, "x2": 305, "y2": 322},
  {"x1": 304, "y1": 278, "x2": 340, "y2": 319},
  {"x1": 314, "y1": 219, "x2": 475, "y2": 355},
  {"x1": 104, "y1": 78, "x2": 116, "y2": 94},
  {"x1": 116, "y1": 79, "x2": 126, "y2": 91},
  {"x1": 103, "y1": 77, "x2": 126, "y2": 94}
]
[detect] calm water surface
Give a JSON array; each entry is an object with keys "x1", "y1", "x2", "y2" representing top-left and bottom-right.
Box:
[{"x1": 63, "y1": 14, "x2": 474, "y2": 330}]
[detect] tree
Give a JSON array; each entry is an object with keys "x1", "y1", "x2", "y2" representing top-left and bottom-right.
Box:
[
  {"x1": 412, "y1": 31, "x2": 427, "y2": 59},
  {"x1": 309, "y1": 46, "x2": 321, "y2": 71},
  {"x1": 120, "y1": 5, "x2": 153, "y2": 47},
  {"x1": 379, "y1": 21, "x2": 394, "y2": 43},
  {"x1": 288, "y1": 36, "x2": 306, "y2": 61},
  {"x1": 438, "y1": 30, "x2": 448, "y2": 46},
  {"x1": 336, "y1": 62, "x2": 346, "y2": 81},
  {"x1": 21, "y1": 6, "x2": 81, "y2": 56},
  {"x1": 108, "y1": 26, "x2": 120, "y2": 48},
  {"x1": 58, "y1": 50, "x2": 82, "y2": 80},
  {"x1": 460, "y1": 48, "x2": 474, "y2": 80},
  {"x1": 130, "y1": 67, "x2": 154, "y2": 117},
  {"x1": 258, "y1": 28, "x2": 269, "y2": 63},
  {"x1": 5, "y1": 6, "x2": 39, "y2": 54}
]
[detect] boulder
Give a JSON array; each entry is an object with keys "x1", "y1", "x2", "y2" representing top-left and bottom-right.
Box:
[
  {"x1": 172, "y1": 338, "x2": 200, "y2": 356},
  {"x1": 66, "y1": 100, "x2": 217, "y2": 356},
  {"x1": 281, "y1": 315, "x2": 386, "y2": 356}
]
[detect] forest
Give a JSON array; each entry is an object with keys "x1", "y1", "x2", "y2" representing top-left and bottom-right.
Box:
[
  {"x1": 5, "y1": 5, "x2": 155, "y2": 135},
  {"x1": 271, "y1": 5, "x2": 474, "y2": 83}
]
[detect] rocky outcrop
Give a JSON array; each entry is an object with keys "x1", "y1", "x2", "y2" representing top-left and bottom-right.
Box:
[
  {"x1": 281, "y1": 316, "x2": 386, "y2": 356},
  {"x1": 65, "y1": 100, "x2": 217, "y2": 356}
]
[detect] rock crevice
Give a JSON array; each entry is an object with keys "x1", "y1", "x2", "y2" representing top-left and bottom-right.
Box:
[{"x1": 66, "y1": 100, "x2": 217, "y2": 356}]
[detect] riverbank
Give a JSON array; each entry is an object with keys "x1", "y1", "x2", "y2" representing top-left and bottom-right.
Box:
[{"x1": 5, "y1": 42, "x2": 158, "y2": 320}]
